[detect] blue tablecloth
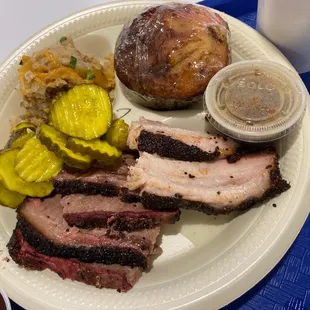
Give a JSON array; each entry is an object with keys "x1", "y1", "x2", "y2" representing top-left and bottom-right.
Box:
[{"x1": 9, "y1": 1, "x2": 310, "y2": 309}]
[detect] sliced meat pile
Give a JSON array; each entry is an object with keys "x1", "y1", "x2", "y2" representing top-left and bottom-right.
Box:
[
  {"x1": 126, "y1": 118, "x2": 290, "y2": 214},
  {"x1": 127, "y1": 117, "x2": 238, "y2": 161},
  {"x1": 7, "y1": 193, "x2": 168, "y2": 292},
  {"x1": 7, "y1": 118, "x2": 291, "y2": 293},
  {"x1": 13, "y1": 196, "x2": 160, "y2": 267},
  {"x1": 9, "y1": 230, "x2": 143, "y2": 292},
  {"x1": 8, "y1": 153, "x2": 180, "y2": 292}
]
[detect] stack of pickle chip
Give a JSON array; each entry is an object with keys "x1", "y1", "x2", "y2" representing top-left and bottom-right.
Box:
[{"x1": 0, "y1": 84, "x2": 129, "y2": 208}]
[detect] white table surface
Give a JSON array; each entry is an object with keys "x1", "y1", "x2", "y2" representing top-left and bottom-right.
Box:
[
  {"x1": 0, "y1": 0, "x2": 196, "y2": 64},
  {"x1": 0, "y1": 0, "x2": 114, "y2": 63}
]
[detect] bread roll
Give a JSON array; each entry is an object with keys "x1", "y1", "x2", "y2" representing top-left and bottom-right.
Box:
[{"x1": 115, "y1": 3, "x2": 231, "y2": 110}]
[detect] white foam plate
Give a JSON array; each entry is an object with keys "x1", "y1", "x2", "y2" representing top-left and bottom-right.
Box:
[{"x1": 0, "y1": 1, "x2": 309, "y2": 309}]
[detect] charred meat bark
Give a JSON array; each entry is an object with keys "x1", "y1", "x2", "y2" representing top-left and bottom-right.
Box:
[
  {"x1": 15, "y1": 195, "x2": 161, "y2": 269},
  {"x1": 127, "y1": 118, "x2": 238, "y2": 161},
  {"x1": 53, "y1": 154, "x2": 136, "y2": 196},
  {"x1": 127, "y1": 149, "x2": 290, "y2": 214},
  {"x1": 62, "y1": 194, "x2": 180, "y2": 231},
  {"x1": 8, "y1": 229, "x2": 142, "y2": 292}
]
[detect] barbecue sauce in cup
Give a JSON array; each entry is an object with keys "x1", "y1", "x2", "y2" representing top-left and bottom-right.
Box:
[{"x1": 204, "y1": 60, "x2": 308, "y2": 143}]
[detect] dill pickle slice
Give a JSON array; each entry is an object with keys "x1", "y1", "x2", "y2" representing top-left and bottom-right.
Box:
[
  {"x1": 105, "y1": 119, "x2": 129, "y2": 151},
  {"x1": 12, "y1": 129, "x2": 35, "y2": 149},
  {"x1": 15, "y1": 137, "x2": 63, "y2": 182},
  {"x1": 37, "y1": 123, "x2": 91, "y2": 170},
  {"x1": 0, "y1": 182, "x2": 25, "y2": 208},
  {"x1": 0, "y1": 149, "x2": 53, "y2": 197},
  {"x1": 66, "y1": 137, "x2": 121, "y2": 165},
  {"x1": 5, "y1": 128, "x2": 35, "y2": 149},
  {"x1": 49, "y1": 84, "x2": 112, "y2": 140},
  {"x1": 12, "y1": 122, "x2": 36, "y2": 132}
]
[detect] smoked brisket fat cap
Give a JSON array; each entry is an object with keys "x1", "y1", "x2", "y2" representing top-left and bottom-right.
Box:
[{"x1": 114, "y1": 3, "x2": 231, "y2": 110}]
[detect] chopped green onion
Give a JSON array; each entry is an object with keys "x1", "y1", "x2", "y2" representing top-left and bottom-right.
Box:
[
  {"x1": 60, "y1": 36, "x2": 67, "y2": 44},
  {"x1": 70, "y1": 56, "x2": 77, "y2": 69},
  {"x1": 86, "y1": 70, "x2": 95, "y2": 80}
]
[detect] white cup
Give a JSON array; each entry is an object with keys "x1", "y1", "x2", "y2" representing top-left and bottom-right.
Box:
[{"x1": 256, "y1": 0, "x2": 310, "y2": 73}]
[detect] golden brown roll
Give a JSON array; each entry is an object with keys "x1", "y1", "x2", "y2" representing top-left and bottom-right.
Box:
[{"x1": 115, "y1": 3, "x2": 231, "y2": 110}]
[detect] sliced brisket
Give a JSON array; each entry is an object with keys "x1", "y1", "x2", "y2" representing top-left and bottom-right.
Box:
[
  {"x1": 8, "y1": 229, "x2": 142, "y2": 292},
  {"x1": 16, "y1": 195, "x2": 161, "y2": 269},
  {"x1": 127, "y1": 150, "x2": 290, "y2": 214},
  {"x1": 62, "y1": 194, "x2": 180, "y2": 231},
  {"x1": 53, "y1": 154, "x2": 136, "y2": 196},
  {"x1": 127, "y1": 117, "x2": 238, "y2": 161}
]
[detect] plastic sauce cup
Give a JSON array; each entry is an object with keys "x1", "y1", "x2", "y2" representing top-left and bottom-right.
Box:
[{"x1": 204, "y1": 60, "x2": 308, "y2": 143}]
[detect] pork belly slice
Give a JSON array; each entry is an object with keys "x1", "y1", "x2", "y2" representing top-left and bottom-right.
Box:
[
  {"x1": 8, "y1": 229, "x2": 142, "y2": 292},
  {"x1": 16, "y1": 195, "x2": 161, "y2": 269},
  {"x1": 53, "y1": 154, "x2": 136, "y2": 196},
  {"x1": 127, "y1": 150, "x2": 290, "y2": 214},
  {"x1": 127, "y1": 117, "x2": 238, "y2": 161},
  {"x1": 62, "y1": 194, "x2": 180, "y2": 231}
]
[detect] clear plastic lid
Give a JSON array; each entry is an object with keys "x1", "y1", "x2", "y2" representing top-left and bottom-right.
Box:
[{"x1": 204, "y1": 60, "x2": 308, "y2": 142}]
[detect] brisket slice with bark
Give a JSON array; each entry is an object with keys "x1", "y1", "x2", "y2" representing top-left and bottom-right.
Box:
[
  {"x1": 53, "y1": 154, "x2": 136, "y2": 196},
  {"x1": 127, "y1": 117, "x2": 238, "y2": 161},
  {"x1": 8, "y1": 229, "x2": 142, "y2": 292},
  {"x1": 62, "y1": 194, "x2": 180, "y2": 231},
  {"x1": 127, "y1": 149, "x2": 290, "y2": 214},
  {"x1": 14, "y1": 195, "x2": 161, "y2": 269}
]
